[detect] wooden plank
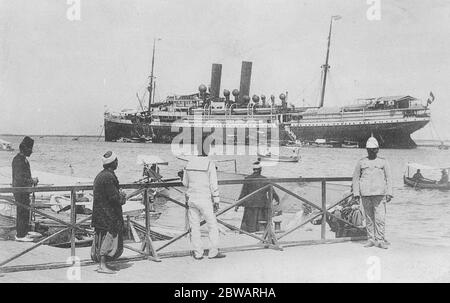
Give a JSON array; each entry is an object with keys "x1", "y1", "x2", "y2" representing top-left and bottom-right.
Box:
[
  {"x1": 216, "y1": 219, "x2": 267, "y2": 243},
  {"x1": 279, "y1": 236, "x2": 367, "y2": 248},
  {"x1": 218, "y1": 177, "x2": 352, "y2": 186},
  {"x1": 0, "y1": 178, "x2": 352, "y2": 194},
  {"x1": 70, "y1": 189, "x2": 77, "y2": 259},
  {"x1": 0, "y1": 182, "x2": 185, "y2": 194},
  {"x1": 130, "y1": 222, "x2": 140, "y2": 243},
  {"x1": 321, "y1": 181, "x2": 327, "y2": 240}
]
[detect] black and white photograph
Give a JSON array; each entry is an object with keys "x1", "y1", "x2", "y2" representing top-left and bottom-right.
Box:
[{"x1": 1, "y1": 0, "x2": 450, "y2": 286}]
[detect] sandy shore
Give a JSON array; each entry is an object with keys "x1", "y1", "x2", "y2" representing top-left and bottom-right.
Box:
[{"x1": 1, "y1": 227, "x2": 450, "y2": 283}]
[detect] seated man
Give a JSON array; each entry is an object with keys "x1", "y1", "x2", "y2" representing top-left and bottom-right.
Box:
[
  {"x1": 412, "y1": 169, "x2": 424, "y2": 181},
  {"x1": 438, "y1": 169, "x2": 449, "y2": 184}
]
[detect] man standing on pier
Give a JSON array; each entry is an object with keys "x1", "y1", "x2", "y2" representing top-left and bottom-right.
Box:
[
  {"x1": 91, "y1": 151, "x2": 126, "y2": 274},
  {"x1": 12, "y1": 136, "x2": 39, "y2": 242},
  {"x1": 235, "y1": 161, "x2": 280, "y2": 233},
  {"x1": 352, "y1": 137, "x2": 393, "y2": 249},
  {"x1": 182, "y1": 143, "x2": 225, "y2": 260}
]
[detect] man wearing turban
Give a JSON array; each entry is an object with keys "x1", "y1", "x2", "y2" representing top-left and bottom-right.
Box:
[{"x1": 91, "y1": 151, "x2": 126, "y2": 274}]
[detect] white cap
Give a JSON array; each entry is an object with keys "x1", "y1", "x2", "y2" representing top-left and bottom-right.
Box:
[
  {"x1": 366, "y1": 137, "x2": 379, "y2": 149},
  {"x1": 102, "y1": 151, "x2": 117, "y2": 165}
]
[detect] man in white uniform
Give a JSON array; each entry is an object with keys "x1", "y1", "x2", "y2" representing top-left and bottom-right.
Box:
[
  {"x1": 352, "y1": 137, "x2": 393, "y2": 249},
  {"x1": 182, "y1": 147, "x2": 225, "y2": 260}
]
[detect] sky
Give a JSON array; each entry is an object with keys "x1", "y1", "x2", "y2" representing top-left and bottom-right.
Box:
[{"x1": 1, "y1": 0, "x2": 449, "y2": 138}]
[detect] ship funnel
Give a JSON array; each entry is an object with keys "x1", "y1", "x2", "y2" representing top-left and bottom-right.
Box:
[
  {"x1": 210, "y1": 63, "x2": 222, "y2": 101},
  {"x1": 238, "y1": 61, "x2": 252, "y2": 105}
]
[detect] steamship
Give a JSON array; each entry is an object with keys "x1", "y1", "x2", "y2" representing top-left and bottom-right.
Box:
[{"x1": 104, "y1": 18, "x2": 432, "y2": 148}]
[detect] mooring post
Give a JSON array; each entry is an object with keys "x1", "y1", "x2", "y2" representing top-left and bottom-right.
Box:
[
  {"x1": 70, "y1": 189, "x2": 77, "y2": 261},
  {"x1": 321, "y1": 180, "x2": 327, "y2": 240}
]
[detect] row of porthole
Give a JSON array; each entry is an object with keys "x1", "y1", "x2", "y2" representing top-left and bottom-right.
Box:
[
  {"x1": 298, "y1": 116, "x2": 426, "y2": 123},
  {"x1": 295, "y1": 119, "x2": 414, "y2": 127}
]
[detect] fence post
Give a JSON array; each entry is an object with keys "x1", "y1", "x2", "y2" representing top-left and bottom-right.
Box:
[
  {"x1": 70, "y1": 189, "x2": 77, "y2": 261},
  {"x1": 321, "y1": 180, "x2": 327, "y2": 240},
  {"x1": 143, "y1": 188, "x2": 160, "y2": 261},
  {"x1": 267, "y1": 185, "x2": 274, "y2": 243},
  {"x1": 261, "y1": 184, "x2": 282, "y2": 250},
  {"x1": 143, "y1": 189, "x2": 150, "y2": 257}
]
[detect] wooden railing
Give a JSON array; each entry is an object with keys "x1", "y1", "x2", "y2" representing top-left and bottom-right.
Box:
[{"x1": 0, "y1": 177, "x2": 365, "y2": 273}]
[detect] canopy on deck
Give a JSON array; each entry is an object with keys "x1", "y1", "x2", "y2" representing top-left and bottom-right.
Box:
[
  {"x1": 406, "y1": 163, "x2": 450, "y2": 171},
  {"x1": 136, "y1": 155, "x2": 168, "y2": 166}
]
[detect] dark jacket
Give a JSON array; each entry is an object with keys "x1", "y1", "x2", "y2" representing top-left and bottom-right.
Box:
[
  {"x1": 12, "y1": 153, "x2": 33, "y2": 188},
  {"x1": 92, "y1": 169, "x2": 124, "y2": 235},
  {"x1": 238, "y1": 173, "x2": 279, "y2": 208}
]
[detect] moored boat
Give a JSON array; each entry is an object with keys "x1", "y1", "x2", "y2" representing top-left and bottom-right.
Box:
[
  {"x1": 257, "y1": 148, "x2": 300, "y2": 163},
  {"x1": 0, "y1": 139, "x2": 14, "y2": 152},
  {"x1": 403, "y1": 176, "x2": 450, "y2": 190},
  {"x1": 403, "y1": 163, "x2": 450, "y2": 190}
]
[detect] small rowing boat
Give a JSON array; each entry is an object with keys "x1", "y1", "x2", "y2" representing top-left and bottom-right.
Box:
[
  {"x1": 403, "y1": 176, "x2": 450, "y2": 190},
  {"x1": 403, "y1": 163, "x2": 450, "y2": 190}
]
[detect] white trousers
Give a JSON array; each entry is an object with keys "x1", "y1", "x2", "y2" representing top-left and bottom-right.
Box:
[{"x1": 188, "y1": 199, "x2": 219, "y2": 258}]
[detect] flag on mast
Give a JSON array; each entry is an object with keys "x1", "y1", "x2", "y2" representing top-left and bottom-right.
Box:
[{"x1": 427, "y1": 91, "x2": 435, "y2": 106}]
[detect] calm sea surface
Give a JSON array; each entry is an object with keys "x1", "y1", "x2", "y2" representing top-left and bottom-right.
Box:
[{"x1": 1, "y1": 135, "x2": 449, "y2": 248}]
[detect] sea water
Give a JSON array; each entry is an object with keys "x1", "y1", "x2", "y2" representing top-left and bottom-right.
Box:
[{"x1": 1, "y1": 135, "x2": 449, "y2": 248}]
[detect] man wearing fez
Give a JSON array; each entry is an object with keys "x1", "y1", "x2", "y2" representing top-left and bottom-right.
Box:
[
  {"x1": 235, "y1": 161, "x2": 280, "y2": 233},
  {"x1": 91, "y1": 151, "x2": 126, "y2": 274},
  {"x1": 12, "y1": 136, "x2": 39, "y2": 242},
  {"x1": 352, "y1": 137, "x2": 393, "y2": 249}
]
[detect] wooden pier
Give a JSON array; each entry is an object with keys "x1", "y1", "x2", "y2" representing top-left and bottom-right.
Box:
[{"x1": 0, "y1": 177, "x2": 366, "y2": 274}]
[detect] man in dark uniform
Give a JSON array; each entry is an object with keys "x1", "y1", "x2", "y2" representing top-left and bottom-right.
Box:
[
  {"x1": 235, "y1": 161, "x2": 280, "y2": 233},
  {"x1": 91, "y1": 151, "x2": 126, "y2": 274},
  {"x1": 12, "y1": 136, "x2": 39, "y2": 242}
]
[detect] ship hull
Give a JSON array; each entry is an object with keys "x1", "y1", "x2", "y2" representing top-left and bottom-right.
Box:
[
  {"x1": 290, "y1": 119, "x2": 429, "y2": 148},
  {"x1": 106, "y1": 117, "x2": 429, "y2": 148},
  {"x1": 104, "y1": 118, "x2": 291, "y2": 145}
]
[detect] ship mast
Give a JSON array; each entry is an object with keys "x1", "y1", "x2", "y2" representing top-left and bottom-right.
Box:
[
  {"x1": 148, "y1": 38, "x2": 161, "y2": 113},
  {"x1": 319, "y1": 15, "x2": 341, "y2": 108}
]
